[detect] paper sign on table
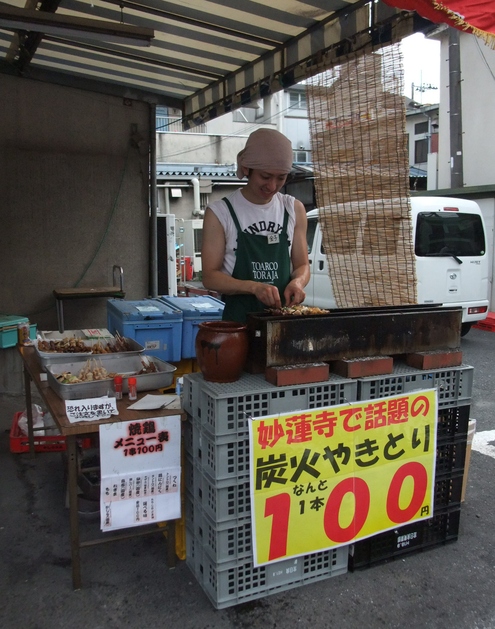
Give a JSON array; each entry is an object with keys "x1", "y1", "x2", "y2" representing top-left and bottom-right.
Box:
[
  {"x1": 65, "y1": 397, "x2": 118, "y2": 422},
  {"x1": 127, "y1": 394, "x2": 181, "y2": 410}
]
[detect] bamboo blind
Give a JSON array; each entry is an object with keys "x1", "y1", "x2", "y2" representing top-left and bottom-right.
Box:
[{"x1": 306, "y1": 44, "x2": 417, "y2": 308}]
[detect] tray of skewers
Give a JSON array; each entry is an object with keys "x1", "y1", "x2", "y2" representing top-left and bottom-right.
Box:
[
  {"x1": 45, "y1": 354, "x2": 176, "y2": 400},
  {"x1": 35, "y1": 331, "x2": 144, "y2": 368}
]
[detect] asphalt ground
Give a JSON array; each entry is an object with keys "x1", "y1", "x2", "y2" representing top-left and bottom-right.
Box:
[{"x1": 1, "y1": 327, "x2": 495, "y2": 629}]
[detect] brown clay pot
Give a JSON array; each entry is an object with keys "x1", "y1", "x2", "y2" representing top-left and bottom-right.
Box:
[{"x1": 195, "y1": 321, "x2": 249, "y2": 383}]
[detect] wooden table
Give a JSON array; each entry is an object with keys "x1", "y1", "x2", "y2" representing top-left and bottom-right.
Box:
[
  {"x1": 19, "y1": 345, "x2": 183, "y2": 589},
  {"x1": 53, "y1": 287, "x2": 125, "y2": 333}
]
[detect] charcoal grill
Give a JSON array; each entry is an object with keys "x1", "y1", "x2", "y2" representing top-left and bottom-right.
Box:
[{"x1": 245, "y1": 304, "x2": 462, "y2": 374}]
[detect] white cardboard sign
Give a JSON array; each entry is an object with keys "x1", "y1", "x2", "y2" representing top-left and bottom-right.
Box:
[{"x1": 98, "y1": 415, "x2": 181, "y2": 532}]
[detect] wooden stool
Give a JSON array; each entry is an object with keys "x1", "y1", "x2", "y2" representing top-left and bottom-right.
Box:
[{"x1": 54, "y1": 266, "x2": 125, "y2": 333}]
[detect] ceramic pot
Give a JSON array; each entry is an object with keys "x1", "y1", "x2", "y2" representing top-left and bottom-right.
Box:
[{"x1": 195, "y1": 321, "x2": 248, "y2": 383}]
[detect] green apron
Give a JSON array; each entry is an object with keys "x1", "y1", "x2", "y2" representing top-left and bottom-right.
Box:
[{"x1": 222, "y1": 197, "x2": 291, "y2": 323}]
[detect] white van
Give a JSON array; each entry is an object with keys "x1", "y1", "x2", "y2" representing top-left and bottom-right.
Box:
[{"x1": 304, "y1": 197, "x2": 490, "y2": 336}]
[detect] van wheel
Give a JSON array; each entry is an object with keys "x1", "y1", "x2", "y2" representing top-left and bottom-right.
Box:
[{"x1": 461, "y1": 323, "x2": 472, "y2": 337}]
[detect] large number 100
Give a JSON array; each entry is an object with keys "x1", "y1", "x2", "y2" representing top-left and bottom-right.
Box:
[{"x1": 264, "y1": 461, "x2": 428, "y2": 561}]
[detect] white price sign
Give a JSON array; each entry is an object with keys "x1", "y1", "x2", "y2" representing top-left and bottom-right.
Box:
[{"x1": 99, "y1": 415, "x2": 181, "y2": 531}]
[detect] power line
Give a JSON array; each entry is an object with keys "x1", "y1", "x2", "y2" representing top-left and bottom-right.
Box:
[{"x1": 474, "y1": 36, "x2": 495, "y2": 82}]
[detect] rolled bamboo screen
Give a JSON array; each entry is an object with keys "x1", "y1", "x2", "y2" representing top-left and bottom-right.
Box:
[{"x1": 306, "y1": 43, "x2": 417, "y2": 308}]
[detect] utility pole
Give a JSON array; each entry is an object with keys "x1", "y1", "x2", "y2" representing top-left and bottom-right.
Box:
[{"x1": 448, "y1": 28, "x2": 464, "y2": 188}]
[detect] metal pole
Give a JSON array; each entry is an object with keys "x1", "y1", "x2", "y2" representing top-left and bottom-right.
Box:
[
  {"x1": 149, "y1": 103, "x2": 158, "y2": 297},
  {"x1": 448, "y1": 28, "x2": 464, "y2": 188}
]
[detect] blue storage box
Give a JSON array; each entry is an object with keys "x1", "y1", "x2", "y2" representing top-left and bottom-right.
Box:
[
  {"x1": 0, "y1": 314, "x2": 37, "y2": 349},
  {"x1": 158, "y1": 295, "x2": 224, "y2": 359},
  {"x1": 107, "y1": 299, "x2": 183, "y2": 362}
]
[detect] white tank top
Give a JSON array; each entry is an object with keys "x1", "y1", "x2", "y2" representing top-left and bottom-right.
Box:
[{"x1": 208, "y1": 189, "x2": 296, "y2": 275}]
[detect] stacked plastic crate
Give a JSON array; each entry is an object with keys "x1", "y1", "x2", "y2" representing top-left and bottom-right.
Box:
[
  {"x1": 182, "y1": 372, "x2": 357, "y2": 609},
  {"x1": 349, "y1": 361, "x2": 473, "y2": 570}
]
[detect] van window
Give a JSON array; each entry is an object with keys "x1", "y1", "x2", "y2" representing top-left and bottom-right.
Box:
[
  {"x1": 415, "y1": 212, "x2": 486, "y2": 257},
  {"x1": 306, "y1": 218, "x2": 317, "y2": 254}
]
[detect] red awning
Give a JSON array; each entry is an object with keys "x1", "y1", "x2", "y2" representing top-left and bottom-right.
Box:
[{"x1": 383, "y1": 1, "x2": 495, "y2": 46}]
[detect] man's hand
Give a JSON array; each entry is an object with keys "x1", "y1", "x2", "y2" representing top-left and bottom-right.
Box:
[
  {"x1": 252, "y1": 282, "x2": 283, "y2": 309},
  {"x1": 284, "y1": 279, "x2": 306, "y2": 307}
]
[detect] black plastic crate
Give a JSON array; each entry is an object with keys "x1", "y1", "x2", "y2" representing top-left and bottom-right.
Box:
[
  {"x1": 349, "y1": 509, "x2": 461, "y2": 571},
  {"x1": 433, "y1": 472, "x2": 463, "y2": 512},
  {"x1": 437, "y1": 404, "x2": 470, "y2": 443},
  {"x1": 436, "y1": 440, "x2": 467, "y2": 477}
]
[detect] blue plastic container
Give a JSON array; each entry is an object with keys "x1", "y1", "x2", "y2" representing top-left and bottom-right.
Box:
[
  {"x1": 107, "y1": 299, "x2": 183, "y2": 362},
  {"x1": 158, "y1": 295, "x2": 224, "y2": 359}
]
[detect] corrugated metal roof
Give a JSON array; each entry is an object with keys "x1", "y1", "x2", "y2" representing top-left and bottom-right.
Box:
[
  {"x1": 156, "y1": 161, "x2": 315, "y2": 180},
  {"x1": 0, "y1": 0, "x2": 417, "y2": 128},
  {"x1": 156, "y1": 162, "x2": 237, "y2": 179},
  {"x1": 410, "y1": 166, "x2": 427, "y2": 177}
]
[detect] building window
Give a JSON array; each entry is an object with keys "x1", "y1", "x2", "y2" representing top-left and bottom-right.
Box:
[
  {"x1": 414, "y1": 121, "x2": 429, "y2": 134},
  {"x1": 294, "y1": 150, "x2": 311, "y2": 163},
  {"x1": 289, "y1": 90, "x2": 307, "y2": 110},
  {"x1": 415, "y1": 138, "x2": 428, "y2": 164}
]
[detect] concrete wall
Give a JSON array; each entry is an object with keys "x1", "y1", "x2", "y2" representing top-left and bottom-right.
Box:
[
  {"x1": 437, "y1": 33, "x2": 495, "y2": 188},
  {"x1": 0, "y1": 74, "x2": 151, "y2": 393},
  {"x1": 156, "y1": 132, "x2": 246, "y2": 172}
]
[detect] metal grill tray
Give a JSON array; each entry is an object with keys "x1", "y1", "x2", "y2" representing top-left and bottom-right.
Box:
[
  {"x1": 35, "y1": 337, "x2": 144, "y2": 369},
  {"x1": 45, "y1": 354, "x2": 176, "y2": 400}
]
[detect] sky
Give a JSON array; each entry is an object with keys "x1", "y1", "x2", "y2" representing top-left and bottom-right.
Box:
[{"x1": 401, "y1": 33, "x2": 441, "y2": 104}]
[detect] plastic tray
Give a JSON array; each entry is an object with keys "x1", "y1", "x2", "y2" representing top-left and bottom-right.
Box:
[
  {"x1": 45, "y1": 354, "x2": 176, "y2": 400},
  {"x1": 35, "y1": 336, "x2": 144, "y2": 369}
]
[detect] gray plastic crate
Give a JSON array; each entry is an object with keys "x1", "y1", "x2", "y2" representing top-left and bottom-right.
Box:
[
  {"x1": 184, "y1": 453, "x2": 197, "y2": 497},
  {"x1": 183, "y1": 372, "x2": 357, "y2": 437},
  {"x1": 185, "y1": 452, "x2": 251, "y2": 522},
  {"x1": 357, "y1": 362, "x2": 473, "y2": 407},
  {"x1": 201, "y1": 426, "x2": 250, "y2": 481},
  {"x1": 193, "y1": 541, "x2": 348, "y2": 609},
  {"x1": 183, "y1": 415, "x2": 193, "y2": 456},
  {"x1": 185, "y1": 526, "x2": 203, "y2": 578},
  {"x1": 186, "y1": 494, "x2": 253, "y2": 564},
  {"x1": 185, "y1": 418, "x2": 250, "y2": 481},
  {"x1": 197, "y1": 473, "x2": 252, "y2": 523}
]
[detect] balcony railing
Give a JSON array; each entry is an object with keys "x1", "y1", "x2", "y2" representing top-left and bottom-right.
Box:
[{"x1": 156, "y1": 116, "x2": 206, "y2": 134}]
